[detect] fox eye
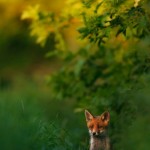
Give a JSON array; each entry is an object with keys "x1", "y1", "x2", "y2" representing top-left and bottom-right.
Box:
[{"x1": 89, "y1": 125, "x2": 93, "y2": 129}]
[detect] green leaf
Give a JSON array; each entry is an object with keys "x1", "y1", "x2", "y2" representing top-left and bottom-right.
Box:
[{"x1": 74, "y1": 58, "x2": 85, "y2": 77}]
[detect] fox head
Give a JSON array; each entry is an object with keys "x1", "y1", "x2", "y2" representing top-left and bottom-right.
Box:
[{"x1": 85, "y1": 110, "x2": 110, "y2": 137}]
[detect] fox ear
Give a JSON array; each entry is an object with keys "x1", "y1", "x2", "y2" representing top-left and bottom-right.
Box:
[
  {"x1": 85, "y1": 110, "x2": 94, "y2": 122},
  {"x1": 101, "y1": 111, "x2": 110, "y2": 124}
]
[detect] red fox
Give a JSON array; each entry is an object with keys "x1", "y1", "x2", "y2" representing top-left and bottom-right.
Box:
[{"x1": 85, "y1": 110, "x2": 110, "y2": 150}]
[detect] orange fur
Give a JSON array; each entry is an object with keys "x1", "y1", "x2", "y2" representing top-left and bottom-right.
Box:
[{"x1": 85, "y1": 110, "x2": 110, "y2": 150}]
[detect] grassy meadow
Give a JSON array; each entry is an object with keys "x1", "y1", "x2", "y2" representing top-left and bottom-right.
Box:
[{"x1": 0, "y1": 76, "x2": 89, "y2": 150}]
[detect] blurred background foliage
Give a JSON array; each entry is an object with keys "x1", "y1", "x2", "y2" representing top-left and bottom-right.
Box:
[{"x1": 0, "y1": 0, "x2": 150, "y2": 150}]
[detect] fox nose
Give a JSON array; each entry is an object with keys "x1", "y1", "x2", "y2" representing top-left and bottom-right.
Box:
[{"x1": 93, "y1": 132, "x2": 98, "y2": 136}]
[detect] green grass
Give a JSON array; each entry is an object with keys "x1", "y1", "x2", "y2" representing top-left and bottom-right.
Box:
[
  {"x1": 0, "y1": 84, "x2": 44, "y2": 149},
  {"x1": 0, "y1": 77, "x2": 88, "y2": 150}
]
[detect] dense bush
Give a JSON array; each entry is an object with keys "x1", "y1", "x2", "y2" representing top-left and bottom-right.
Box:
[{"x1": 22, "y1": 0, "x2": 150, "y2": 149}]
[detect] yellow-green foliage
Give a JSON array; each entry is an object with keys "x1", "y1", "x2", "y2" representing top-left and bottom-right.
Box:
[{"x1": 21, "y1": 0, "x2": 147, "y2": 55}]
